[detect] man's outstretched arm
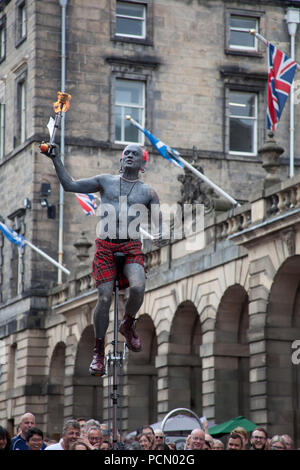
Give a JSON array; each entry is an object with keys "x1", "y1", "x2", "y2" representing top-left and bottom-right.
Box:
[{"x1": 42, "y1": 144, "x2": 102, "y2": 194}]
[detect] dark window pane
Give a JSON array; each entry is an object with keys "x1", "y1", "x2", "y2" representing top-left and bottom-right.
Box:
[
  {"x1": 230, "y1": 16, "x2": 256, "y2": 30},
  {"x1": 116, "y1": 17, "x2": 143, "y2": 36},
  {"x1": 230, "y1": 117, "x2": 254, "y2": 153},
  {"x1": 230, "y1": 30, "x2": 255, "y2": 48},
  {"x1": 117, "y1": 2, "x2": 144, "y2": 18}
]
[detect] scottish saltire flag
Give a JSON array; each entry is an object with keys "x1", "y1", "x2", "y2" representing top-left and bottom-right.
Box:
[
  {"x1": 267, "y1": 42, "x2": 297, "y2": 131},
  {"x1": 127, "y1": 117, "x2": 184, "y2": 168},
  {"x1": 75, "y1": 193, "x2": 97, "y2": 216},
  {"x1": 0, "y1": 221, "x2": 26, "y2": 248}
]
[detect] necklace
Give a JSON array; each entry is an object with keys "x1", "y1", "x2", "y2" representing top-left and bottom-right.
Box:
[
  {"x1": 119, "y1": 176, "x2": 140, "y2": 198},
  {"x1": 120, "y1": 175, "x2": 140, "y2": 183}
]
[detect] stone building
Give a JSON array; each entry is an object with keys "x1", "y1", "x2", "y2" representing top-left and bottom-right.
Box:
[{"x1": 0, "y1": 0, "x2": 300, "y2": 445}]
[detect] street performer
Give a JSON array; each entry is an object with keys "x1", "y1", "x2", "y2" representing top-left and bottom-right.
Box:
[{"x1": 40, "y1": 143, "x2": 161, "y2": 376}]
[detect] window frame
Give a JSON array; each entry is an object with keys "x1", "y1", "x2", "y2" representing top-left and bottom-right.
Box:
[
  {"x1": 14, "y1": 69, "x2": 27, "y2": 148},
  {"x1": 225, "y1": 8, "x2": 264, "y2": 57},
  {"x1": 115, "y1": 1, "x2": 146, "y2": 39},
  {"x1": 15, "y1": 0, "x2": 27, "y2": 47},
  {"x1": 111, "y1": 0, "x2": 153, "y2": 46},
  {"x1": 114, "y1": 77, "x2": 145, "y2": 145},
  {"x1": 228, "y1": 90, "x2": 258, "y2": 157},
  {"x1": 0, "y1": 15, "x2": 6, "y2": 63},
  {"x1": 0, "y1": 102, "x2": 5, "y2": 162}
]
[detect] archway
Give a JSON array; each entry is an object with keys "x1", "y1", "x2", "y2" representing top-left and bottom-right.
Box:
[
  {"x1": 73, "y1": 325, "x2": 103, "y2": 422},
  {"x1": 214, "y1": 285, "x2": 249, "y2": 422},
  {"x1": 167, "y1": 301, "x2": 202, "y2": 416},
  {"x1": 267, "y1": 255, "x2": 300, "y2": 445},
  {"x1": 47, "y1": 341, "x2": 66, "y2": 439}
]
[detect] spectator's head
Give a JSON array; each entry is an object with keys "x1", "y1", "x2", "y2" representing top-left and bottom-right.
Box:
[
  {"x1": 154, "y1": 429, "x2": 164, "y2": 446},
  {"x1": 70, "y1": 440, "x2": 90, "y2": 450},
  {"x1": 204, "y1": 433, "x2": 214, "y2": 450},
  {"x1": 100, "y1": 440, "x2": 110, "y2": 450},
  {"x1": 212, "y1": 439, "x2": 224, "y2": 450},
  {"x1": 88, "y1": 426, "x2": 102, "y2": 449},
  {"x1": 141, "y1": 425, "x2": 155, "y2": 447},
  {"x1": 226, "y1": 432, "x2": 243, "y2": 450},
  {"x1": 232, "y1": 426, "x2": 248, "y2": 449},
  {"x1": 77, "y1": 418, "x2": 87, "y2": 436},
  {"x1": 138, "y1": 432, "x2": 153, "y2": 450},
  {"x1": 270, "y1": 435, "x2": 287, "y2": 450},
  {"x1": 0, "y1": 426, "x2": 11, "y2": 450},
  {"x1": 190, "y1": 428, "x2": 205, "y2": 450},
  {"x1": 18, "y1": 413, "x2": 35, "y2": 439},
  {"x1": 61, "y1": 420, "x2": 81, "y2": 450},
  {"x1": 250, "y1": 428, "x2": 268, "y2": 450},
  {"x1": 281, "y1": 434, "x2": 293, "y2": 450},
  {"x1": 25, "y1": 427, "x2": 44, "y2": 450}
]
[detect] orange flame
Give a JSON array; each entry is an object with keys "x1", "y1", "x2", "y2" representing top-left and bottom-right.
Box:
[{"x1": 53, "y1": 91, "x2": 72, "y2": 113}]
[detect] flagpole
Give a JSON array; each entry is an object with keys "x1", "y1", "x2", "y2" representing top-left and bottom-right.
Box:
[
  {"x1": 24, "y1": 240, "x2": 71, "y2": 276},
  {"x1": 126, "y1": 116, "x2": 240, "y2": 207}
]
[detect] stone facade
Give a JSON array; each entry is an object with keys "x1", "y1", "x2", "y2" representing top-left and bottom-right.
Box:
[{"x1": 0, "y1": 0, "x2": 300, "y2": 445}]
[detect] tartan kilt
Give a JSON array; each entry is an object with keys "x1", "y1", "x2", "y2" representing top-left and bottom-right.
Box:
[{"x1": 92, "y1": 239, "x2": 145, "y2": 290}]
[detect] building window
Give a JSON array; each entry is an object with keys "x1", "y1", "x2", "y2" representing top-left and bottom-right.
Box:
[
  {"x1": 0, "y1": 103, "x2": 5, "y2": 161},
  {"x1": 116, "y1": 1, "x2": 146, "y2": 39},
  {"x1": 16, "y1": 77, "x2": 26, "y2": 146},
  {"x1": 229, "y1": 91, "x2": 257, "y2": 155},
  {"x1": 229, "y1": 15, "x2": 258, "y2": 51},
  {"x1": 0, "y1": 16, "x2": 6, "y2": 62},
  {"x1": 114, "y1": 79, "x2": 145, "y2": 144},
  {"x1": 16, "y1": 0, "x2": 27, "y2": 46}
]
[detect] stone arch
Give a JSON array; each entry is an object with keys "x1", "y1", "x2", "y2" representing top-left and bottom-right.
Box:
[
  {"x1": 125, "y1": 313, "x2": 158, "y2": 430},
  {"x1": 266, "y1": 255, "x2": 300, "y2": 445},
  {"x1": 73, "y1": 325, "x2": 103, "y2": 422},
  {"x1": 47, "y1": 341, "x2": 66, "y2": 439},
  {"x1": 214, "y1": 284, "x2": 249, "y2": 422},
  {"x1": 166, "y1": 300, "x2": 202, "y2": 415}
]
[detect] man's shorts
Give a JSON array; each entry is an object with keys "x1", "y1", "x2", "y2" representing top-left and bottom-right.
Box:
[{"x1": 92, "y1": 239, "x2": 145, "y2": 290}]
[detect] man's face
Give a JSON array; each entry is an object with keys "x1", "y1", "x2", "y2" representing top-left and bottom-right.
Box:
[
  {"x1": 20, "y1": 414, "x2": 35, "y2": 437},
  {"x1": 63, "y1": 426, "x2": 80, "y2": 450},
  {"x1": 122, "y1": 144, "x2": 143, "y2": 172},
  {"x1": 190, "y1": 430, "x2": 205, "y2": 450},
  {"x1": 27, "y1": 434, "x2": 43, "y2": 451},
  {"x1": 88, "y1": 429, "x2": 102, "y2": 448},
  {"x1": 154, "y1": 432, "x2": 164, "y2": 446},
  {"x1": 227, "y1": 437, "x2": 242, "y2": 450},
  {"x1": 251, "y1": 431, "x2": 267, "y2": 450}
]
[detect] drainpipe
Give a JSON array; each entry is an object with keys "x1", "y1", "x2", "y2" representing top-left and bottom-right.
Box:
[
  {"x1": 285, "y1": 8, "x2": 300, "y2": 178},
  {"x1": 58, "y1": 0, "x2": 68, "y2": 284}
]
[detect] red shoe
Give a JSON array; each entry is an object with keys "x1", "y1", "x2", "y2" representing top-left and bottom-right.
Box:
[
  {"x1": 119, "y1": 314, "x2": 142, "y2": 352},
  {"x1": 89, "y1": 338, "x2": 105, "y2": 376}
]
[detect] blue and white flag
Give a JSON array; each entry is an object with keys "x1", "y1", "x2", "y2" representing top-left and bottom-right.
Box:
[
  {"x1": 0, "y1": 221, "x2": 26, "y2": 249},
  {"x1": 126, "y1": 116, "x2": 184, "y2": 168}
]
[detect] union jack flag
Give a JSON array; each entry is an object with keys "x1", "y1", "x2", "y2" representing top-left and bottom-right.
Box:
[
  {"x1": 75, "y1": 193, "x2": 97, "y2": 216},
  {"x1": 267, "y1": 42, "x2": 297, "y2": 131}
]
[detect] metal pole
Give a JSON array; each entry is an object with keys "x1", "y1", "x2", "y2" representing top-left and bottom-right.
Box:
[
  {"x1": 58, "y1": 0, "x2": 68, "y2": 283},
  {"x1": 290, "y1": 33, "x2": 295, "y2": 178},
  {"x1": 112, "y1": 278, "x2": 119, "y2": 450}
]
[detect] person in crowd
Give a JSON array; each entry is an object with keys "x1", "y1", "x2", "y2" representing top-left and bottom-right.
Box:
[
  {"x1": 168, "y1": 442, "x2": 177, "y2": 450},
  {"x1": 100, "y1": 440, "x2": 111, "y2": 450},
  {"x1": 184, "y1": 434, "x2": 191, "y2": 450},
  {"x1": 204, "y1": 434, "x2": 214, "y2": 450},
  {"x1": 138, "y1": 432, "x2": 153, "y2": 450},
  {"x1": 269, "y1": 435, "x2": 288, "y2": 450},
  {"x1": 281, "y1": 434, "x2": 294, "y2": 450},
  {"x1": 25, "y1": 427, "x2": 45, "y2": 450},
  {"x1": 141, "y1": 425, "x2": 155, "y2": 449},
  {"x1": 87, "y1": 426, "x2": 102, "y2": 449},
  {"x1": 0, "y1": 425, "x2": 11, "y2": 451},
  {"x1": 11, "y1": 412, "x2": 46, "y2": 450},
  {"x1": 77, "y1": 418, "x2": 87, "y2": 437},
  {"x1": 212, "y1": 439, "x2": 224, "y2": 450},
  {"x1": 45, "y1": 419, "x2": 80, "y2": 450},
  {"x1": 189, "y1": 428, "x2": 205, "y2": 450},
  {"x1": 154, "y1": 429, "x2": 165, "y2": 447},
  {"x1": 232, "y1": 426, "x2": 249, "y2": 449},
  {"x1": 250, "y1": 427, "x2": 269, "y2": 450},
  {"x1": 226, "y1": 432, "x2": 244, "y2": 450},
  {"x1": 70, "y1": 440, "x2": 92, "y2": 450}
]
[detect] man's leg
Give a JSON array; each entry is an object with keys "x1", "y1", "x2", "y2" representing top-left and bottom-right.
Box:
[
  {"x1": 89, "y1": 281, "x2": 114, "y2": 376},
  {"x1": 119, "y1": 263, "x2": 145, "y2": 352}
]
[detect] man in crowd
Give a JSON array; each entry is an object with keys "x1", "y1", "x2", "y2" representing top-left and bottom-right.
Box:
[
  {"x1": 250, "y1": 427, "x2": 268, "y2": 450},
  {"x1": 189, "y1": 428, "x2": 205, "y2": 450},
  {"x1": 226, "y1": 432, "x2": 244, "y2": 450},
  {"x1": 11, "y1": 412, "x2": 46, "y2": 450},
  {"x1": 25, "y1": 427, "x2": 44, "y2": 451},
  {"x1": 45, "y1": 419, "x2": 80, "y2": 450}
]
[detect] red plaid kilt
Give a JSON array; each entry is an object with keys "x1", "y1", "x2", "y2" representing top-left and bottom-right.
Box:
[{"x1": 92, "y1": 239, "x2": 145, "y2": 290}]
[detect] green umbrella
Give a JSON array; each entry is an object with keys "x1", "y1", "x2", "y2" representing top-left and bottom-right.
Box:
[{"x1": 209, "y1": 416, "x2": 257, "y2": 436}]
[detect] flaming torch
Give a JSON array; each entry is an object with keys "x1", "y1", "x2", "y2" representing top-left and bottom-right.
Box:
[{"x1": 40, "y1": 91, "x2": 71, "y2": 153}]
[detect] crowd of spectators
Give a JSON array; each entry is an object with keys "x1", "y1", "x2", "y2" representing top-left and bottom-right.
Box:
[{"x1": 0, "y1": 411, "x2": 296, "y2": 451}]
